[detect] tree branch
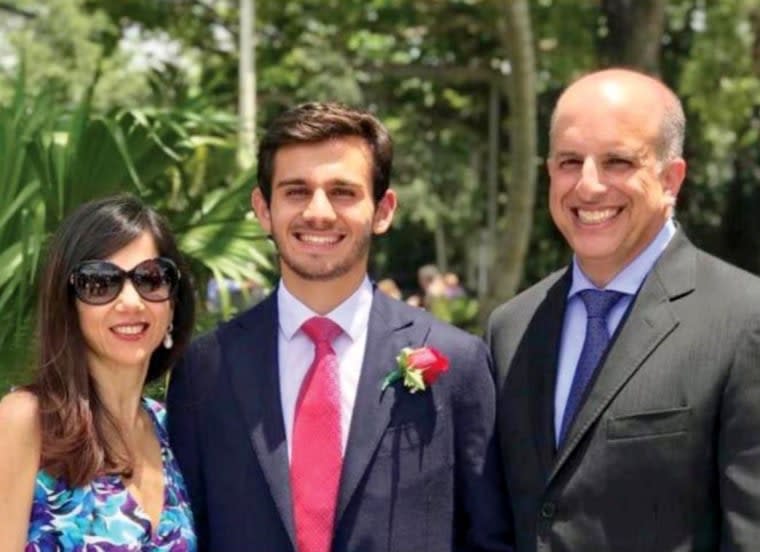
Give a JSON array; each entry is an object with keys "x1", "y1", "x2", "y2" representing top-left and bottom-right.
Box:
[
  {"x1": 0, "y1": 2, "x2": 36, "y2": 18},
  {"x1": 363, "y1": 62, "x2": 503, "y2": 85}
]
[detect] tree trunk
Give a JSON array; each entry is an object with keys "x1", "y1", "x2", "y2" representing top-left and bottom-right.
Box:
[
  {"x1": 238, "y1": 0, "x2": 256, "y2": 169},
  {"x1": 600, "y1": 0, "x2": 666, "y2": 75},
  {"x1": 481, "y1": 0, "x2": 537, "y2": 316}
]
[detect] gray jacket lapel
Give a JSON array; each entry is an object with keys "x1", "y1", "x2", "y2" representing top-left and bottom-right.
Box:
[
  {"x1": 336, "y1": 290, "x2": 431, "y2": 522},
  {"x1": 550, "y1": 231, "x2": 696, "y2": 483}
]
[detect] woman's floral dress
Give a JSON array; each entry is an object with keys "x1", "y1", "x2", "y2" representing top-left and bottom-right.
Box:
[{"x1": 25, "y1": 397, "x2": 196, "y2": 551}]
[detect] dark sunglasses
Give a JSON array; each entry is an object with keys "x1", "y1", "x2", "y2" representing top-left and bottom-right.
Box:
[{"x1": 69, "y1": 257, "x2": 181, "y2": 305}]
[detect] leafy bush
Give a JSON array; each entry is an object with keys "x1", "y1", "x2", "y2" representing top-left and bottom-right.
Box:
[{"x1": 0, "y1": 73, "x2": 273, "y2": 387}]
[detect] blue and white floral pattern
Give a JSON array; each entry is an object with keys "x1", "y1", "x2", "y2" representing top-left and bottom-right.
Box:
[{"x1": 26, "y1": 397, "x2": 196, "y2": 551}]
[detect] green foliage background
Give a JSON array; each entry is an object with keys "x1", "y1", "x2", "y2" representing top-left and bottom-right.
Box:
[{"x1": 3, "y1": 0, "x2": 760, "y2": 388}]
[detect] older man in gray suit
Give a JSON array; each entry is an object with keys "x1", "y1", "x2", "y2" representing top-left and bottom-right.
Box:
[{"x1": 488, "y1": 68, "x2": 760, "y2": 551}]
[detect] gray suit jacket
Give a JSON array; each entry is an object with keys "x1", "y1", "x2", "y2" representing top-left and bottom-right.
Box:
[{"x1": 487, "y1": 231, "x2": 760, "y2": 551}]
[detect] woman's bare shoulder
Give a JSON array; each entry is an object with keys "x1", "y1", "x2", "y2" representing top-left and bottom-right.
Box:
[
  {"x1": 0, "y1": 390, "x2": 41, "y2": 440},
  {"x1": 0, "y1": 390, "x2": 41, "y2": 548}
]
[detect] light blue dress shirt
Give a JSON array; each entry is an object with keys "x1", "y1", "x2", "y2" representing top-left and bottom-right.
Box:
[{"x1": 554, "y1": 219, "x2": 677, "y2": 444}]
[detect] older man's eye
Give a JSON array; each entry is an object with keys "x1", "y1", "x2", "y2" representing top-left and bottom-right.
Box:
[
  {"x1": 606, "y1": 157, "x2": 634, "y2": 169},
  {"x1": 559, "y1": 158, "x2": 581, "y2": 169}
]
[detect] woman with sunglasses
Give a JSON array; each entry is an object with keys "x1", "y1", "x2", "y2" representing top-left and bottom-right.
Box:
[{"x1": 0, "y1": 194, "x2": 196, "y2": 550}]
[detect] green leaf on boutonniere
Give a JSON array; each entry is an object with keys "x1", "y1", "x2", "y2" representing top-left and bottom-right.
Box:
[
  {"x1": 403, "y1": 368, "x2": 426, "y2": 393},
  {"x1": 381, "y1": 368, "x2": 403, "y2": 391},
  {"x1": 381, "y1": 346, "x2": 449, "y2": 393}
]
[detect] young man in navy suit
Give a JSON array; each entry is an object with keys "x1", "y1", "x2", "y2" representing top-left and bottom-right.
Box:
[{"x1": 168, "y1": 102, "x2": 512, "y2": 552}]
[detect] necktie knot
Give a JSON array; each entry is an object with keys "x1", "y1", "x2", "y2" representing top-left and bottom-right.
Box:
[
  {"x1": 579, "y1": 289, "x2": 625, "y2": 319},
  {"x1": 301, "y1": 316, "x2": 342, "y2": 345}
]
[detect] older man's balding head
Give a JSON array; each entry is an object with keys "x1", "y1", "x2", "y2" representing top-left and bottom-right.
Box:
[{"x1": 550, "y1": 68, "x2": 685, "y2": 162}]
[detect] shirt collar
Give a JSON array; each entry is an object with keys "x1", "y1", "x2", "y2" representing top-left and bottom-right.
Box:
[
  {"x1": 277, "y1": 276, "x2": 374, "y2": 342},
  {"x1": 569, "y1": 218, "x2": 677, "y2": 298}
]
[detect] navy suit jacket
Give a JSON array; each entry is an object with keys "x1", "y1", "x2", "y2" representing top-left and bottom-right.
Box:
[{"x1": 168, "y1": 288, "x2": 512, "y2": 551}]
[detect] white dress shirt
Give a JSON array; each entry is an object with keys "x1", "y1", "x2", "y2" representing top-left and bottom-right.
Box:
[{"x1": 277, "y1": 277, "x2": 373, "y2": 461}]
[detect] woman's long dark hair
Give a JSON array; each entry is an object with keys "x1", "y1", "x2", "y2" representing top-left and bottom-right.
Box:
[{"x1": 28, "y1": 194, "x2": 195, "y2": 486}]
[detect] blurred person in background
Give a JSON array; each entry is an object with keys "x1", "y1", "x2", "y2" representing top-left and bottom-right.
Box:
[
  {"x1": 443, "y1": 271, "x2": 466, "y2": 298},
  {"x1": 407, "y1": 263, "x2": 447, "y2": 309},
  {"x1": 376, "y1": 277, "x2": 402, "y2": 300}
]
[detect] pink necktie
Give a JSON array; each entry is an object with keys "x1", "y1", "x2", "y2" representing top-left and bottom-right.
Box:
[{"x1": 291, "y1": 316, "x2": 343, "y2": 552}]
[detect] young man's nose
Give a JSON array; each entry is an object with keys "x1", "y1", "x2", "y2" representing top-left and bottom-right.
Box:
[{"x1": 303, "y1": 189, "x2": 337, "y2": 222}]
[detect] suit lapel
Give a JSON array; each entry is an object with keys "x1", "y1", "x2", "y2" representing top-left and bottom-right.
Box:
[
  {"x1": 549, "y1": 232, "x2": 696, "y2": 483},
  {"x1": 336, "y1": 290, "x2": 430, "y2": 522},
  {"x1": 226, "y1": 293, "x2": 297, "y2": 548},
  {"x1": 524, "y1": 270, "x2": 570, "y2": 477}
]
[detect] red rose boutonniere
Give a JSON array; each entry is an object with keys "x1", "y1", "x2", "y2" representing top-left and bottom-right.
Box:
[{"x1": 381, "y1": 346, "x2": 450, "y2": 393}]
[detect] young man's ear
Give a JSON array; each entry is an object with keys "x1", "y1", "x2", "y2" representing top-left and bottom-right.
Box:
[
  {"x1": 372, "y1": 189, "x2": 397, "y2": 235},
  {"x1": 251, "y1": 188, "x2": 272, "y2": 234}
]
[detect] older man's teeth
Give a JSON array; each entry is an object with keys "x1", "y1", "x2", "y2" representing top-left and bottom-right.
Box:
[
  {"x1": 112, "y1": 324, "x2": 147, "y2": 335},
  {"x1": 300, "y1": 234, "x2": 339, "y2": 244},
  {"x1": 577, "y1": 208, "x2": 619, "y2": 224}
]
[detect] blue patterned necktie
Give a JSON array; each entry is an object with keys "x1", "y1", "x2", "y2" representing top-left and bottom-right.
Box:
[{"x1": 559, "y1": 289, "x2": 625, "y2": 445}]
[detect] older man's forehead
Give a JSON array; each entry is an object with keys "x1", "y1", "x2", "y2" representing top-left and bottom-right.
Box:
[
  {"x1": 552, "y1": 87, "x2": 663, "y2": 141},
  {"x1": 552, "y1": 105, "x2": 659, "y2": 142}
]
